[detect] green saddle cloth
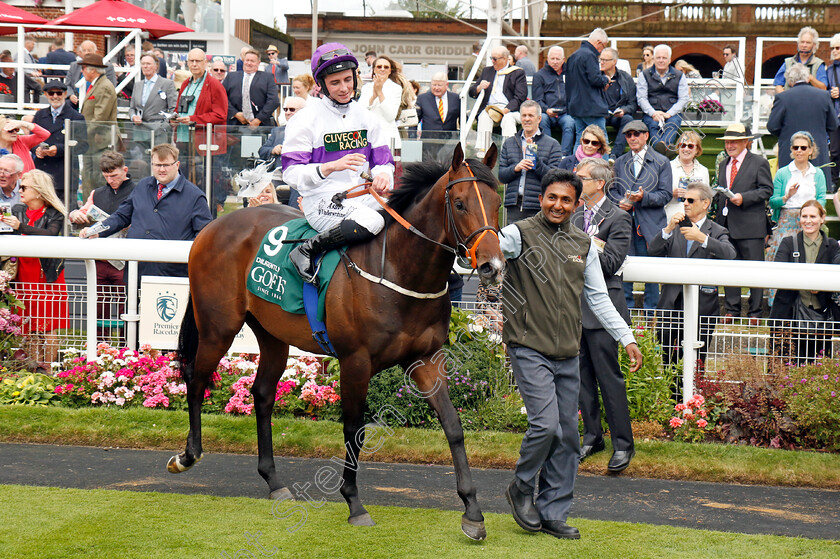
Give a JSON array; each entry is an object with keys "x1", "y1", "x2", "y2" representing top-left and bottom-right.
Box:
[{"x1": 246, "y1": 219, "x2": 342, "y2": 321}]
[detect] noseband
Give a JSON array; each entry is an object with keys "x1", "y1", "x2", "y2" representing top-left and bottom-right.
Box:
[{"x1": 443, "y1": 161, "x2": 500, "y2": 269}]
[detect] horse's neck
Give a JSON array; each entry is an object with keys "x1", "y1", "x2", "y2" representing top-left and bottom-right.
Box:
[{"x1": 381, "y1": 184, "x2": 454, "y2": 290}]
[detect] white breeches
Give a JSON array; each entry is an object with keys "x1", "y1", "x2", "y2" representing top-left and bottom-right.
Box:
[{"x1": 302, "y1": 193, "x2": 385, "y2": 234}]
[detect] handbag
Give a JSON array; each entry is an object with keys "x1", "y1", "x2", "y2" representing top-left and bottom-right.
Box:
[
  {"x1": 0, "y1": 256, "x2": 17, "y2": 280},
  {"x1": 396, "y1": 107, "x2": 418, "y2": 128}
]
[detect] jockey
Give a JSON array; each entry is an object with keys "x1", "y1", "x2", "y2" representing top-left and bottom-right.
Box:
[{"x1": 281, "y1": 43, "x2": 395, "y2": 285}]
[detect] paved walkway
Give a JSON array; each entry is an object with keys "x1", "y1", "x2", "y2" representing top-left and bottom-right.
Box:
[{"x1": 1, "y1": 443, "x2": 837, "y2": 541}]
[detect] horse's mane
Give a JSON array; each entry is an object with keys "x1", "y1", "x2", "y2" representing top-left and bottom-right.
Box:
[{"x1": 385, "y1": 158, "x2": 498, "y2": 217}]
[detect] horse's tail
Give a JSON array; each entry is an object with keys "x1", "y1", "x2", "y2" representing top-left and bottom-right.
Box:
[{"x1": 177, "y1": 294, "x2": 199, "y2": 386}]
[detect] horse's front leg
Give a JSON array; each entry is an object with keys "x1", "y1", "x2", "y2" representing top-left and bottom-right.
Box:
[
  {"x1": 337, "y1": 355, "x2": 375, "y2": 526},
  {"x1": 410, "y1": 355, "x2": 486, "y2": 540}
]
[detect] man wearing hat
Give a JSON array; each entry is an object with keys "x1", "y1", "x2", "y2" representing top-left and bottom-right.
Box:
[
  {"x1": 80, "y1": 53, "x2": 118, "y2": 201},
  {"x1": 611, "y1": 119, "x2": 672, "y2": 311},
  {"x1": 265, "y1": 45, "x2": 289, "y2": 88},
  {"x1": 31, "y1": 80, "x2": 87, "y2": 201},
  {"x1": 714, "y1": 123, "x2": 773, "y2": 321}
]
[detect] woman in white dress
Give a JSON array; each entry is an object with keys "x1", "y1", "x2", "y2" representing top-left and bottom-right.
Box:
[
  {"x1": 359, "y1": 55, "x2": 415, "y2": 154},
  {"x1": 666, "y1": 130, "x2": 710, "y2": 221}
]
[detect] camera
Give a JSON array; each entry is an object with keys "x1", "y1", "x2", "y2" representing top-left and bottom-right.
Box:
[{"x1": 177, "y1": 94, "x2": 195, "y2": 114}]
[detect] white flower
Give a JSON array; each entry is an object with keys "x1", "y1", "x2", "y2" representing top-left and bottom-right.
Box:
[
  {"x1": 467, "y1": 322, "x2": 484, "y2": 334},
  {"x1": 123, "y1": 350, "x2": 135, "y2": 357},
  {"x1": 124, "y1": 356, "x2": 138, "y2": 364},
  {"x1": 115, "y1": 397, "x2": 126, "y2": 406},
  {"x1": 520, "y1": 406, "x2": 527, "y2": 415},
  {"x1": 488, "y1": 333, "x2": 502, "y2": 344}
]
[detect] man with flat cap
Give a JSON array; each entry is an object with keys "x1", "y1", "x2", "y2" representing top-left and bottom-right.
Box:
[
  {"x1": 713, "y1": 123, "x2": 772, "y2": 321},
  {"x1": 31, "y1": 80, "x2": 87, "y2": 201},
  {"x1": 79, "y1": 53, "x2": 118, "y2": 200}
]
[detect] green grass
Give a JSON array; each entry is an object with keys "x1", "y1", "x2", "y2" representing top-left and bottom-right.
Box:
[
  {"x1": 1, "y1": 406, "x2": 840, "y2": 489},
  {"x1": 0, "y1": 485, "x2": 837, "y2": 558}
]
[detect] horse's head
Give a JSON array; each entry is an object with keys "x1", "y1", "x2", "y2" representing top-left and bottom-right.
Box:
[{"x1": 444, "y1": 143, "x2": 504, "y2": 284}]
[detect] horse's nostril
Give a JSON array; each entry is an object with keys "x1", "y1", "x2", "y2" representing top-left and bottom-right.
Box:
[{"x1": 479, "y1": 263, "x2": 495, "y2": 277}]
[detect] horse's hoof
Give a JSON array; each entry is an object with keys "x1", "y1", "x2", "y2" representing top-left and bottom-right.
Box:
[
  {"x1": 461, "y1": 516, "x2": 487, "y2": 541},
  {"x1": 348, "y1": 513, "x2": 376, "y2": 527},
  {"x1": 269, "y1": 487, "x2": 294, "y2": 501},
  {"x1": 166, "y1": 453, "x2": 202, "y2": 474}
]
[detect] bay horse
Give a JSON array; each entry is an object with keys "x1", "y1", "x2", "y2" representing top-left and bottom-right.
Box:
[{"x1": 171, "y1": 144, "x2": 503, "y2": 540}]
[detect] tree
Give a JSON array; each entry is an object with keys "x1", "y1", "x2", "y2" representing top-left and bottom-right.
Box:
[{"x1": 395, "y1": 0, "x2": 465, "y2": 19}]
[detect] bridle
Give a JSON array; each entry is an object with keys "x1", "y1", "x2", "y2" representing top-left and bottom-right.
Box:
[{"x1": 333, "y1": 161, "x2": 499, "y2": 269}]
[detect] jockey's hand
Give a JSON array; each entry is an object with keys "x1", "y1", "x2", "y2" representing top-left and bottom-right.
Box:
[
  {"x1": 321, "y1": 153, "x2": 366, "y2": 176},
  {"x1": 371, "y1": 172, "x2": 390, "y2": 194}
]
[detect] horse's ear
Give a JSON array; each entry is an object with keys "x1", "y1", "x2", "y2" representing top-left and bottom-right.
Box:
[
  {"x1": 482, "y1": 143, "x2": 498, "y2": 170},
  {"x1": 451, "y1": 143, "x2": 465, "y2": 172}
]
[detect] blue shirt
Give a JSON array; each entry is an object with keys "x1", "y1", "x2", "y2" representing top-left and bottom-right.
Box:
[{"x1": 773, "y1": 54, "x2": 828, "y2": 87}]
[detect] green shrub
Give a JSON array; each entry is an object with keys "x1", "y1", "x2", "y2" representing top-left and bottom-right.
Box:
[
  {"x1": 781, "y1": 360, "x2": 840, "y2": 450},
  {"x1": 0, "y1": 371, "x2": 58, "y2": 406},
  {"x1": 620, "y1": 326, "x2": 677, "y2": 424}
]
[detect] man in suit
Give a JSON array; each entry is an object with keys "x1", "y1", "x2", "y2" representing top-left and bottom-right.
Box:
[
  {"x1": 572, "y1": 157, "x2": 636, "y2": 473},
  {"x1": 468, "y1": 45, "x2": 527, "y2": 155},
  {"x1": 498, "y1": 100, "x2": 563, "y2": 223},
  {"x1": 531, "y1": 46, "x2": 575, "y2": 157},
  {"x1": 415, "y1": 72, "x2": 460, "y2": 161},
  {"x1": 650, "y1": 181, "x2": 736, "y2": 365},
  {"x1": 129, "y1": 53, "x2": 177, "y2": 140},
  {"x1": 14, "y1": 35, "x2": 43, "y2": 102},
  {"x1": 31, "y1": 80, "x2": 87, "y2": 201},
  {"x1": 223, "y1": 48, "x2": 279, "y2": 128},
  {"x1": 65, "y1": 40, "x2": 117, "y2": 106},
  {"x1": 80, "y1": 143, "x2": 212, "y2": 279},
  {"x1": 714, "y1": 124, "x2": 773, "y2": 321},
  {"x1": 80, "y1": 53, "x2": 118, "y2": 201},
  {"x1": 42, "y1": 37, "x2": 76, "y2": 79},
  {"x1": 611, "y1": 120, "x2": 671, "y2": 310},
  {"x1": 767, "y1": 63, "x2": 838, "y2": 187}
]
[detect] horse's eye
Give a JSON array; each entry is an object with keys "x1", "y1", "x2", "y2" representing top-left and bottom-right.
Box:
[{"x1": 454, "y1": 200, "x2": 466, "y2": 211}]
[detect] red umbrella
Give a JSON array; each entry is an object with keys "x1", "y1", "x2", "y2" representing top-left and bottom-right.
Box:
[
  {"x1": 0, "y1": 1, "x2": 47, "y2": 34},
  {"x1": 47, "y1": 0, "x2": 192, "y2": 39}
]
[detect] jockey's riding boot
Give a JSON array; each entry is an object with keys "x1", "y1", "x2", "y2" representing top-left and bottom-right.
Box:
[{"x1": 290, "y1": 219, "x2": 375, "y2": 286}]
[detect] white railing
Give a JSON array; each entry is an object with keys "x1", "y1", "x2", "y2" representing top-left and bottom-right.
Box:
[{"x1": 4, "y1": 236, "x2": 840, "y2": 402}]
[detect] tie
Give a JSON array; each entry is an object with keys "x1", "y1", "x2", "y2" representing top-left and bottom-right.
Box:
[
  {"x1": 85, "y1": 81, "x2": 92, "y2": 94},
  {"x1": 730, "y1": 159, "x2": 739, "y2": 188},
  {"x1": 243, "y1": 73, "x2": 254, "y2": 121},
  {"x1": 686, "y1": 239, "x2": 694, "y2": 254},
  {"x1": 142, "y1": 79, "x2": 153, "y2": 106},
  {"x1": 437, "y1": 97, "x2": 445, "y2": 121},
  {"x1": 157, "y1": 182, "x2": 165, "y2": 200},
  {"x1": 634, "y1": 154, "x2": 643, "y2": 178},
  {"x1": 583, "y1": 208, "x2": 593, "y2": 232}
]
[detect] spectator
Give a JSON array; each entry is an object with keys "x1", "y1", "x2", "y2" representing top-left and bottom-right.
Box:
[
  {"x1": 235, "y1": 46, "x2": 249, "y2": 72},
  {"x1": 572, "y1": 157, "x2": 636, "y2": 472},
  {"x1": 463, "y1": 42, "x2": 484, "y2": 80},
  {"x1": 78, "y1": 54, "x2": 117, "y2": 124},
  {"x1": 768, "y1": 131, "x2": 827, "y2": 262},
  {"x1": 565, "y1": 28, "x2": 610, "y2": 145},
  {"x1": 68, "y1": 151, "x2": 135, "y2": 334},
  {"x1": 635, "y1": 45, "x2": 654, "y2": 77},
  {"x1": 174, "y1": 48, "x2": 228, "y2": 213},
  {"x1": 500, "y1": 168, "x2": 641, "y2": 540},
  {"x1": 1, "y1": 169, "x2": 68, "y2": 364},
  {"x1": 721, "y1": 45, "x2": 744, "y2": 81},
  {"x1": 498, "y1": 100, "x2": 563, "y2": 223},
  {"x1": 611, "y1": 120, "x2": 671, "y2": 310},
  {"x1": 80, "y1": 144, "x2": 212, "y2": 278},
  {"x1": 0, "y1": 53, "x2": 44, "y2": 103},
  {"x1": 0, "y1": 115, "x2": 49, "y2": 174},
  {"x1": 637, "y1": 44, "x2": 689, "y2": 150},
  {"x1": 514, "y1": 45, "x2": 536, "y2": 77},
  {"x1": 674, "y1": 60, "x2": 701, "y2": 78},
  {"x1": 247, "y1": 184, "x2": 279, "y2": 207},
  {"x1": 713, "y1": 124, "x2": 773, "y2": 322},
  {"x1": 14, "y1": 35, "x2": 42, "y2": 101},
  {"x1": 364, "y1": 51, "x2": 377, "y2": 77},
  {"x1": 773, "y1": 26, "x2": 827, "y2": 93},
  {"x1": 414, "y1": 71, "x2": 459, "y2": 160},
  {"x1": 209, "y1": 58, "x2": 228, "y2": 82},
  {"x1": 65, "y1": 40, "x2": 117, "y2": 105},
  {"x1": 666, "y1": 130, "x2": 710, "y2": 221},
  {"x1": 223, "y1": 48, "x2": 280, "y2": 127},
  {"x1": 769, "y1": 200, "x2": 840, "y2": 363},
  {"x1": 649, "y1": 181, "x2": 736, "y2": 367},
  {"x1": 468, "y1": 45, "x2": 527, "y2": 155},
  {"x1": 826, "y1": 33, "x2": 840, "y2": 190},
  {"x1": 265, "y1": 45, "x2": 289, "y2": 87},
  {"x1": 31, "y1": 80, "x2": 87, "y2": 200},
  {"x1": 767, "y1": 63, "x2": 838, "y2": 187},
  {"x1": 359, "y1": 55, "x2": 415, "y2": 153},
  {"x1": 258, "y1": 96, "x2": 306, "y2": 162},
  {"x1": 558, "y1": 124, "x2": 608, "y2": 171},
  {"x1": 292, "y1": 74, "x2": 315, "y2": 100},
  {"x1": 120, "y1": 45, "x2": 136, "y2": 99},
  {"x1": 600, "y1": 46, "x2": 637, "y2": 160},
  {"x1": 532, "y1": 46, "x2": 575, "y2": 157},
  {"x1": 0, "y1": 154, "x2": 23, "y2": 207},
  {"x1": 42, "y1": 37, "x2": 76, "y2": 79},
  {"x1": 129, "y1": 53, "x2": 178, "y2": 136},
  {"x1": 141, "y1": 40, "x2": 167, "y2": 79}
]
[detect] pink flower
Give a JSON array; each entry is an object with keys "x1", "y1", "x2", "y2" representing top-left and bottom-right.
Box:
[
  {"x1": 697, "y1": 419, "x2": 708, "y2": 428},
  {"x1": 675, "y1": 403, "x2": 687, "y2": 412},
  {"x1": 669, "y1": 417, "x2": 684, "y2": 428}
]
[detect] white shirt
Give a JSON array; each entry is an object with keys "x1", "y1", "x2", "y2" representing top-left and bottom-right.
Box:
[
  {"x1": 784, "y1": 161, "x2": 818, "y2": 208},
  {"x1": 488, "y1": 66, "x2": 510, "y2": 106},
  {"x1": 666, "y1": 157, "x2": 710, "y2": 221}
]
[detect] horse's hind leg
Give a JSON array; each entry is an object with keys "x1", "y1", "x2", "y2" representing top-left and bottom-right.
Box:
[
  {"x1": 410, "y1": 358, "x2": 486, "y2": 540},
  {"x1": 249, "y1": 320, "x2": 293, "y2": 500},
  {"x1": 337, "y1": 354, "x2": 375, "y2": 526}
]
